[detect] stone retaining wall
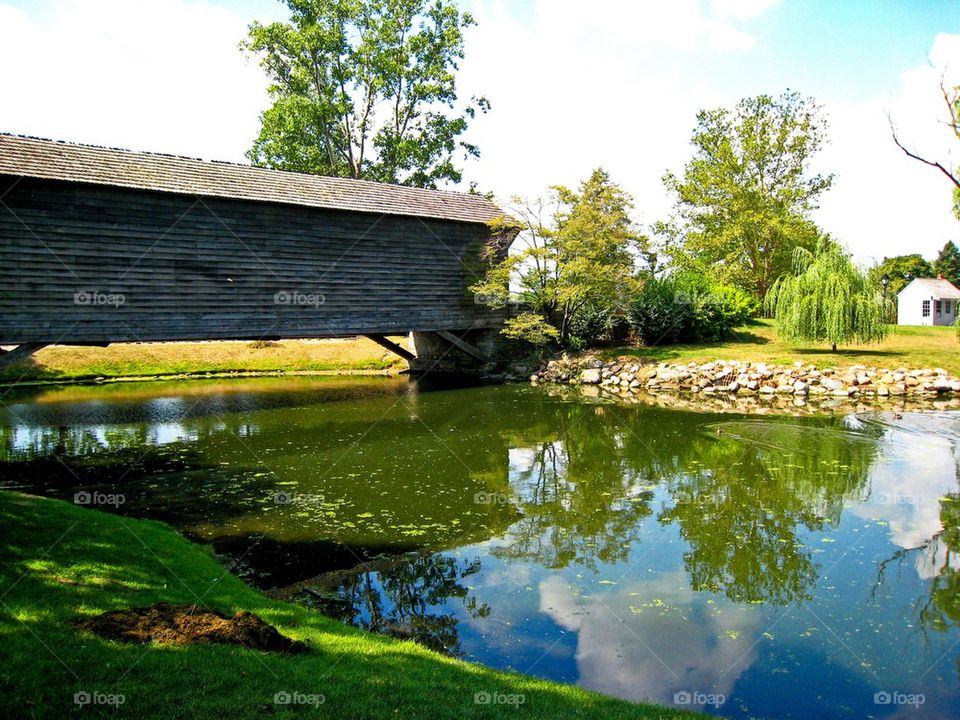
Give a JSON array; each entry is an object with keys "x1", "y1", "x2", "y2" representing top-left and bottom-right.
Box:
[{"x1": 532, "y1": 357, "x2": 960, "y2": 400}]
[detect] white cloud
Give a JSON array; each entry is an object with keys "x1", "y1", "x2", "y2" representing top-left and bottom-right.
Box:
[
  {"x1": 815, "y1": 33, "x2": 960, "y2": 264},
  {"x1": 0, "y1": 0, "x2": 270, "y2": 161},
  {"x1": 1, "y1": 0, "x2": 956, "y2": 266}
]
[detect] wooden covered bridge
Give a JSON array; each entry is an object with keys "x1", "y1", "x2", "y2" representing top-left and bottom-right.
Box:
[{"x1": 0, "y1": 134, "x2": 516, "y2": 373}]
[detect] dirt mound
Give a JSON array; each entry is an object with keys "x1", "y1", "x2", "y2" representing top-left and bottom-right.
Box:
[{"x1": 73, "y1": 602, "x2": 309, "y2": 654}]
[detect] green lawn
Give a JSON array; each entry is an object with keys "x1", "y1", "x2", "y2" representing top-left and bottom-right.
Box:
[
  {"x1": 0, "y1": 491, "x2": 693, "y2": 719},
  {"x1": 0, "y1": 337, "x2": 409, "y2": 385},
  {"x1": 604, "y1": 319, "x2": 960, "y2": 375}
]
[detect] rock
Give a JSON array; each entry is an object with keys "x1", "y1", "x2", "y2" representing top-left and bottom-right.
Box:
[
  {"x1": 821, "y1": 377, "x2": 845, "y2": 391},
  {"x1": 580, "y1": 368, "x2": 601, "y2": 384},
  {"x1": 793, "y1": 380, "x2": 808, "y2": 395},
  {"x1": 759, "y1": 386, "x2": 776, "y2": 394},
  {"x1": 877, "y1": 385, "x2": 890, "y2": 396}
]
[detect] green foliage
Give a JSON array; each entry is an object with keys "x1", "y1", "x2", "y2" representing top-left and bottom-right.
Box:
[
  {"x1": 934, "y1": 240, "x2": 960, "y2": 288},
  {"x1": 766, "y1": 240, "x2": 889, "y2": 350},
  {"x1": 501, "y1": 312, "x2": 559, "y2": 346},
  {"x1": 869, "y1": 254, "x2": 934, "y2": 298},
  {"x1": 242, "y1": 0, "x2": 485, "y2": 188},
  {"x1": 566, "y1": 301, "x2": 630, "y2": 349},
  {"x1": 627, "y1": 273, "x2": 758, "y2": 345},
  {"x1": 869, "y1": 253, "x2": 934, "y2": 321},
  {"x1": 472, "y1": 169, "x2": 645, "y2": 348},
  {"x1": 663, "y1": 91, "x2": 833, "y2": 298}
]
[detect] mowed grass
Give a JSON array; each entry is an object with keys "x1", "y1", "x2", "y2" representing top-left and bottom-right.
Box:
[
  {"x1": 605, "y1": 319, "x2": 960, "y2": 375},
  {"x1": 0, "y1": 337, "x2": 409, "y2": 384},
  {"x1": 0, "y1": 492, "x2": 694, "y2": 720}
]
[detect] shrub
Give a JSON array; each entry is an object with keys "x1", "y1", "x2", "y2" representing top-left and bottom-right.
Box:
[
  {"x1": 567, "y1": 301, "x2": 631, "y2": 349},
  {"x1": 627, "y1": 274, "x2": 758, "y2": 345}
]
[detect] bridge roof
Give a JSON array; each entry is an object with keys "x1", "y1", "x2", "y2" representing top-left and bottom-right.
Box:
[{"x1": 0, "y1": 133, "x2": 503, "y2": 224}]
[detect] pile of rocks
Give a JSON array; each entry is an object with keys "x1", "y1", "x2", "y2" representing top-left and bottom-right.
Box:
[{"x1": 531, "y1": 357, "x2": 960, "y2": 398}]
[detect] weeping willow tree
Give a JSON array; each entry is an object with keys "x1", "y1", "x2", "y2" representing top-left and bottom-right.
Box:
[{"x1": 766, "y1": 241, "x2": 889, "y2": 351}]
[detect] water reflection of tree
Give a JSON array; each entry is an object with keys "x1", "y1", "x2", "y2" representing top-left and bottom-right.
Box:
[
  {"x1": 660, "y1": 423, "x2": 879, "y2": 605},
  {"x1": 301, "y1": 554, "x2": 489, "y2": 656},
  {"x1": 491, "y1": 405, "x2": 655, "y2": 570},
  {"x1": 492, "y1": 403, "x2": 881, "y2": 604},
  {"x1": 877, "y1": 492, "x2": 960, "y2": 639}
]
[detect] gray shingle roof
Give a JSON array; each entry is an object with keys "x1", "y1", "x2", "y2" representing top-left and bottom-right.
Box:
[
  {"x1": 900, "y1": 277, "x2": 960, "y2": 299},
  {"x1": 0, "y1": 133, "x2": 503, "y2": 224}
]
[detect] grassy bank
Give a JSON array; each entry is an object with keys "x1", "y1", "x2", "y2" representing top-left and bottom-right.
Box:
[
  {"x1": 0, "y1": 337, "x2": 409, "y2": 385},
  {"x1": 605, "y1": 319, "x2": 960, "y2": 375},
  {"x1": 0, "y1": 491, "x2": 693, "y2": 719}
]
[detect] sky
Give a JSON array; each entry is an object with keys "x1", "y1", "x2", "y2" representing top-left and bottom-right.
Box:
[{"x1": 1, "y1": 0, "x2": 959, "y2": 264}]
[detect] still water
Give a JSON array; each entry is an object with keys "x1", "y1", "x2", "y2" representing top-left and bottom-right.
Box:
[{"x1": 1, "y1": 376, "x2": 959, "y2": 719}]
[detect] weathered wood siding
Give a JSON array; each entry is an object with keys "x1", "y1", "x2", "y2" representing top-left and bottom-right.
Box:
[{"x1": 0, "y1": 177, "x2": 503, "y2": 344}]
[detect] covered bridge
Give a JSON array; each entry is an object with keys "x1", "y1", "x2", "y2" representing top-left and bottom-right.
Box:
[{"x1": 0, "y1": 134, "x2": 515, "y2": 371}]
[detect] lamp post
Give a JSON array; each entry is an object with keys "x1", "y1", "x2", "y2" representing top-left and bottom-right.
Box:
[{"x1": 881, "y1": 274, "x2": 891, "y2": 323}]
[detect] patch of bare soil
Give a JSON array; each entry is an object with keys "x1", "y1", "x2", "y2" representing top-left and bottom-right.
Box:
[{"x1": 73, "y1": 602, "x2": 309, "y2": 654}]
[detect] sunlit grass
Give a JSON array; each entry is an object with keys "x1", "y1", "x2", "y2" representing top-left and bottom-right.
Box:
[
  {"x1": 0, "y1": 337, "x2": 409, "y2": 383},
  {"x1": 604, "y1": 319, "x2": 960, "y2": 375},
  {"x1": 0, "y1": 491, "x2": 695, "y2": 719}
]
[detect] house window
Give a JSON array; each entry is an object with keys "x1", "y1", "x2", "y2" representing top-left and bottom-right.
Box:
[
  {"x1": 936, "y1": 300, "x2": 943, "y2": 316},
  {"x1": 946, "y1": 300, "x2": 953, "y2": 315},
  {"x1": 923, "y1": 300, "x2": 931, "y2": 317}
]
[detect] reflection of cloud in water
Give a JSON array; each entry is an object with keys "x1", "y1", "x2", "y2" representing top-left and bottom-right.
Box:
[
  {"x1": 914, "y1": 537, "x2": 960, "y2": 581},
  {"x1": 851, "y1": 426, "x2": 957, "y2": 552},
  {"x1": 538, "y1": 572, "x2": 760, "y2": 709}
]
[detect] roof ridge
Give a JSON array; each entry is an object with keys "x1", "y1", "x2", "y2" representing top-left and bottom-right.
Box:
[{"x1": 0, "y1": 133, "x2": 502, "y2": 223}]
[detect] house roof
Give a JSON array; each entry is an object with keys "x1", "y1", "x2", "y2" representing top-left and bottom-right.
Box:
[
  {"x1": 899, "y1": 277, "x2": 960, "y2": 300},
  {"x1": 0, "y1": 133, "x2": 503, "y2": 224}
]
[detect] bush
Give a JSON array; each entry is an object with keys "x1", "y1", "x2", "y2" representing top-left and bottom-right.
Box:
[
  {"x1": 567, "y1": 301, "x2": 631, "y2": 349},
  {"x1": 627, "y1": 274, "x2": 758, "y2": 345}
]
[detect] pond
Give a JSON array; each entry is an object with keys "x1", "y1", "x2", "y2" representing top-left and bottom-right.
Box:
[{"x1": 1, "y1": 376, "x2": 959, "y2": 719}]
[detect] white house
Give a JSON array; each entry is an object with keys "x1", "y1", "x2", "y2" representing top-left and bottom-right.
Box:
[{"x1": 897, "y1": 277, "x2": 960, "y2": 326}]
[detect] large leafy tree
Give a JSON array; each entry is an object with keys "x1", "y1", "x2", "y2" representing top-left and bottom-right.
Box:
[
  {"x1": 663, "y1": 91, "x2": 833, "y2": 299},
  {"x1": 766, "y1": 240, "x2": 889, "y2": 351},
  {"x1": 934, "y1": 240, "x2": 960, "y2": 287},
  {"x1": 869, "y1": 253, "x2": 934, "y2": 299},
  {"x1": 242, "y1": 0, "x2": 486, "y2": 188},
  {"x1": 473, "y1": 169, "x2": 645, "y2": 347}
]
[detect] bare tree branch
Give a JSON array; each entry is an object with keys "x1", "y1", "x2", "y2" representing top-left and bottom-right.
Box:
[{"x1": 889, "y1": 114, "x2": 960, "y2": 188}]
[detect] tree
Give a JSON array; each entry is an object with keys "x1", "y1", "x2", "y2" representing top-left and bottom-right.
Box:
[
  {"x1": 869, "y1": 253, "x2": 934, "y2": 320},
  {"x1": 663, "y1": 91, "x2": 833, "y2": 299},
  {"x1": 766, "y1": 240, "x2": 889, "y2": 351},
  {"x1": 934, "y1": 240, "x2": 960, "y2": 287},
  {"x1": 891, "y1": 80, "x2": 960, "y2": 218},
  {"x1": 472, "y1": 169, "x2": 645, "y2": 347},
  {"x1": 242, "y1": 0, "x2": 486, "y2": 188}
]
